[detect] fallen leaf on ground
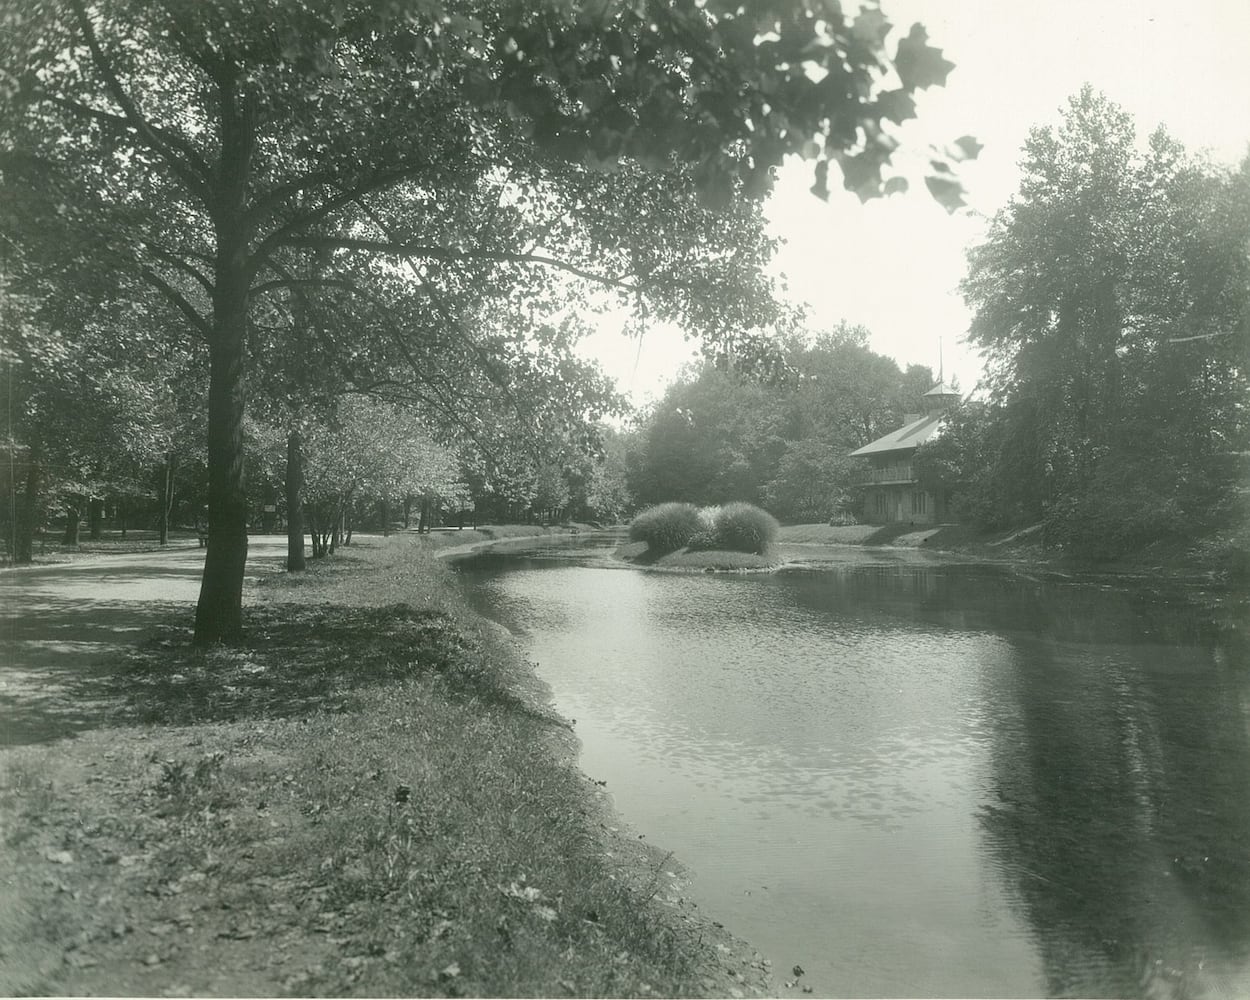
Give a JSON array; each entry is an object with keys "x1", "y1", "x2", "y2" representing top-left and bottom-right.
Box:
[{"x1": 500, "y1": 881, "x2": 543, "y2": 902}]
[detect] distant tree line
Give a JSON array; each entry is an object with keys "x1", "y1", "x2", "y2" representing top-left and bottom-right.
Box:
[{"x1": 622, "y1": 324, "x2": 936, "y2": 523}]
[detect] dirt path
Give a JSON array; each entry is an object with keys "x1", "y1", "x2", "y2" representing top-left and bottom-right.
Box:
[{"x1": 0, "y1": 537, "x2": 289, "y2": 747}]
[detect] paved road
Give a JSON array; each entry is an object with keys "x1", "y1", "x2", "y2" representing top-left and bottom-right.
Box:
[{"x1": 0, "y1": 537, "x2": 289, "y2": 747}]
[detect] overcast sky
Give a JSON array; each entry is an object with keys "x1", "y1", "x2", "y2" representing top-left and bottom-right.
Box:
[{"x1": 579, "y1": 0, "x2": 1250, "y2": 406}]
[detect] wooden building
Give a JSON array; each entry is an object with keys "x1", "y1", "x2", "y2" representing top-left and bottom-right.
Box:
[{"x1": 849, "y1": 383, "x2": 960, "y2": 525}]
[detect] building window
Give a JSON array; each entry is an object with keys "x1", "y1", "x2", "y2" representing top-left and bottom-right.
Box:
[{"x1": 914, "y1": 491, "x2": 927, "y2": 514}]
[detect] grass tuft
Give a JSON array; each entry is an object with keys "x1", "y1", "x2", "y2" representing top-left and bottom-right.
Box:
[
  {"x1": 628, "y1": 504, "x2": 703, "y2": 555},
  {"x1": 711, "y1": 503, "x2": 780, "y2": 555}
]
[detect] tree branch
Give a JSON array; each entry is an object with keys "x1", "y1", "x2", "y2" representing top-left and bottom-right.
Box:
[
  {"x1": 348, "y1": 198, "x2": 524, "y2": 402},
  {"x1": 251, "y1": 275, "x2": 365, "y2": 297},
  {"x1": 143, "y1": 242, "x2": 214, "y2": 295},
  {"x1": 278, "y1": 235, "x2": 640, "y2": 291},
  {"x1": 248, "y1": 167, "x2": 359, "y2": 224},
  {"x1": 248, "y1": 168, "x2": 419, "y2": 260},
  {"x1": 139, "y1": 267, "x2": 211, "y2": 341},
  {"x1": 66, "y1": 0, "x2": 211, "y2": 200}
]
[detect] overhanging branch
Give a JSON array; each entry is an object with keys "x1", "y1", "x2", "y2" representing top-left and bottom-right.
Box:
[
  {"x1": 248, "y1": 168, "x2": 416, "y2": 261},
  {"x1": 143, "y1": 242, "x2": 213, "y2": 295},
  {"x1": 251, "y1": 275, "x2": 365, "y2": 297},
  {"x1": 140, "y1": 266, "x2": 211, "y2": 341},
  {"x1": 66, "y1": 0, "x2": 211, "y2": 201},
  {"x1": 278, "y1": 235, "x2": 640, "y2": 291}
]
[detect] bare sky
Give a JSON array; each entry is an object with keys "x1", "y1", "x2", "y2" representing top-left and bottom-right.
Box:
[{"x1": 580, "y1": 0, "x2": 1250, "y2": 406}]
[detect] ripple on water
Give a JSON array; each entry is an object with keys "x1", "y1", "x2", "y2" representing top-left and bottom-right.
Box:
[{"x1": 457, "y1": 556, "x2": 1250, "y2": 999}]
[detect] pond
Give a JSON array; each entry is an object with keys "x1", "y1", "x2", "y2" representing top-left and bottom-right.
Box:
[{"x1": 454, "y1": 541, "x2": 1250, "y2": 998}]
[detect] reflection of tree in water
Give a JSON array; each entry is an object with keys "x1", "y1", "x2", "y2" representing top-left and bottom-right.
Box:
[
  {"x1": 782, "y1": 565, "x2": 1250, "y2": 995},
  {"x1": 975, "y1": 583, "x2": 1250, "y2": 998}
]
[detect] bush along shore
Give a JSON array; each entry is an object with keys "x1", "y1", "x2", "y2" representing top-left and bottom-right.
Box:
[{"x1": 0, "y1": 533, "x2": 774, "y2": 997}]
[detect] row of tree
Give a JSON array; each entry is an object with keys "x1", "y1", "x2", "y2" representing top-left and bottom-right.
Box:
[
  {"x1": 0, "y1": 301, "x2": 633, "y2": 558},
  {"x1": 2, "y1": 0, "x2": 972, "y2": 640},
  {"x1": 621, "y1": 324, "x2": 936, "y2": 522}
]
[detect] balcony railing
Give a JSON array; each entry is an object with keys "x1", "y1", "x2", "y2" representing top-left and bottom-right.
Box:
[{"x1": 861, "y1": 464, "x2": 915, "y2": 484}]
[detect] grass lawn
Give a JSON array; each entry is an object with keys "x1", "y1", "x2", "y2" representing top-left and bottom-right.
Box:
[
  {"x1": 6, "y1": 528, "x2": 204, "y2": 566},
  {"x1": 775, "y1": 524, "x2": 881, "y2": 545},
  {"x1": 0, "y1": 533, "x2": 771, "y2": 997}
]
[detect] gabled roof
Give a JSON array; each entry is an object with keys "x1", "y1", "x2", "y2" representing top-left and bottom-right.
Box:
[{"x1": 848, "y1": 412, "x2": 945, "y2": 457}]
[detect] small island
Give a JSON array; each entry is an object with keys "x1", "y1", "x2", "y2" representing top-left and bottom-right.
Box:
[{"x1": 616, "y1": 501, "x2": 786, "y2": 571}]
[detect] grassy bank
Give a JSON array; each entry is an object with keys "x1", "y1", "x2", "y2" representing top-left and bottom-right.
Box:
[
  {"x1": 777, "y1": 521, "x2": 1250, "y2": 584},
  {"x1": 0, "y1": 534, "x2": 771, "y2": 997}
]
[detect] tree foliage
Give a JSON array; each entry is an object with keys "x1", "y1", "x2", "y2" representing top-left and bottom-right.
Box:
[
  {"x1": 299, "y1": 396, "x2": 464, "y2": 554},
  {"x1": 957, "y1": 87, "x2": 1250, "y2": 557},
  {"x1": 628, "y1": 327, "x2": 934, "y2": 520},
  {"x1": 1, "y1": 271, "x2": 206, "y2": 556},
  {"x1": 1, "y1": 0, "x2": 969, "y2": 634}
]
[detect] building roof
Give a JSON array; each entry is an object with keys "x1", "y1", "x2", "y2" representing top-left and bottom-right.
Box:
[
  {"x1": 848, "y1": 412, "x2": 945, "y2": 457},
  {"x1": 923, "y1": 381, "x2": 960, "y2": 398}
]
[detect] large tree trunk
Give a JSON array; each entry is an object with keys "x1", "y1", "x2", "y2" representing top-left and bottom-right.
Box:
[
  {"x1": 194, "y1": 80, "x2": 256, "y2": 644},
  {"x1": 329, "y1": 497, "x2": 342, "y2": 555},
  {"x1": 62, "y1": 499, "x2": 81, "y2": 545},
  {"x1": 380, "y1": 497, "x2": 391, "y2": 536},
  {"x1": 286, "y1": 429, "x2": 306, "y2": 572},
  {"x1": 307, "y1": 504, "x2": 323, "y2": 558},
  {"x1": 12, "y1": 453, "x2": 38, "y2": 565},
  {"x1": 195, "y1": 261, "x2": 250, "y2": 644},
  {"x1": 403, "y1": 494, "x2": 412, "y2": 530},
  {"x1": 158, "y1": 452, "x2": 175, "y2": 546},
  {"x1": 88, "y1": 496, "x2": 104, "y2": 540}
]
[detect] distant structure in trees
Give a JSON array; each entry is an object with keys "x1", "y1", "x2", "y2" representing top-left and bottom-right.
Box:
[{"x1": 850, "y1": 383, "x2": 960, "y2": 525}]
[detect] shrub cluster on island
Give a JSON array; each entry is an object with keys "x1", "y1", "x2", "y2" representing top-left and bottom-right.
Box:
[{"x1": 621, "y1": 502, "x2": 782, "y2": 570}]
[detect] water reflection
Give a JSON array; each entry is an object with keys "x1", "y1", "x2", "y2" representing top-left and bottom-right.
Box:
[
  {"x1": 980, "y1": 628, "x2": 1250, "y2": 997},
  {"x1": 455, "y1": 547, "x2": 1250, "y2": 998}
]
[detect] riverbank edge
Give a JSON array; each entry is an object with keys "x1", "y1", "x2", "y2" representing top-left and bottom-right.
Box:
[
  {"x1": 613, "y1": 521, "x2": 1247, "y2": 596},
  {"x1": 0, "y1": 529, "x2": 775, "y2": 998}
]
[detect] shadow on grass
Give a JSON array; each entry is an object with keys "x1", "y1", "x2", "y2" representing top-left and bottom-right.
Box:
[
  {"x1": 3, "y1": 593, "x2": 529, "y2": 744},
  {"x1": 0, "y1": 598, "x2": 193, "y2": 747},
  {"x1": 863, "y1": 523, "x2": 930, "y2": 545},
  {"x1": 103, "y1": 602, "x2": 555, "y2": 730}
]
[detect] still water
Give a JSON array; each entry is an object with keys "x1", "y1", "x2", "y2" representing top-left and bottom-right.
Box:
[{"x1": 455, "y1": 542, "x2": 1250, "y2": 998}]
